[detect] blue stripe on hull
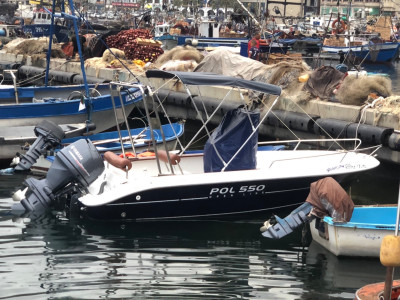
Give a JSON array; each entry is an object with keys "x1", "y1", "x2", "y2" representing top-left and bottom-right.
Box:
[{"x1": 0, "y1": 87, "x2": 142, "y2": 119}]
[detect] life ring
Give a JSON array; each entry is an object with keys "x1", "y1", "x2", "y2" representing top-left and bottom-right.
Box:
[{"x1": 332, "y1": 19, "x2": 346, "y2": 34}]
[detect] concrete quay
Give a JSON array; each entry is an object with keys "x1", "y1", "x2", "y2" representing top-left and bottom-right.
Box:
[{"x1": 1, "y1": 50, "x2": 400, "y2": 165}]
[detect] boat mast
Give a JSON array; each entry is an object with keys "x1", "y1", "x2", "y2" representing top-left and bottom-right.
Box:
[
  {"x1": 233, "y1": 0, "x2": 260, "y2": 28},
  {"x1": 44, "y1": 0, "x2": 89, "y2": 98},
  {"x1": 44, "y1": 0, "x2": 57, "y2": 87}
]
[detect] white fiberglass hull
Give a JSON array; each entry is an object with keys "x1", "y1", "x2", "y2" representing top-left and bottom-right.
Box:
[{"x1": 76, "y1": 149, "x2": 380, "y2": 221}]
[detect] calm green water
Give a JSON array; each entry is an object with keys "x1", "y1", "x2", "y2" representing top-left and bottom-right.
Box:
[{"x1": 0, "y1": 162, "x2": 399, "y2": 300}]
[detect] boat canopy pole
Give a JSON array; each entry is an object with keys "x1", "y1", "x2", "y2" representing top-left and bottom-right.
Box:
[
  {"x1": 109, "y1": 85, "x2": 127, "y2": 159},
  {"x1": 149, "y1": 91, "x2": 175, "y2": 174},
  {"x1": 117, "y1": 87, "x2": 137, "y2": 157},
  {"x1": 142, "y1": 89, "x2": 162, "y2": 174}
]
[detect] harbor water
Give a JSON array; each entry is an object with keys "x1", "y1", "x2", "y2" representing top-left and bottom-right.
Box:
[{"x1": 1, "y1": 60, "x2": 400, "y2": 299}]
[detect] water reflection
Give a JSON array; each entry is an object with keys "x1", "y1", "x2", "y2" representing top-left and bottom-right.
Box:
[
  {"x1": 1, "y1": 200, "x2": 394, "y2": 300},
  {"x1": 0, "y1": 205, "x2": 312, "y2": 299},
  {"x1": 0, "y1": 161, "x2": 398, "y2": 299}
]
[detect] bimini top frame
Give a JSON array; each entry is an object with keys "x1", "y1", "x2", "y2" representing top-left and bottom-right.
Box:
[
  {"x1": 145, "y1": 70, "x2": 283, "y2": 172},
  {"x1": 145, "y1": 70, "x2": 282, "y2": 96}
]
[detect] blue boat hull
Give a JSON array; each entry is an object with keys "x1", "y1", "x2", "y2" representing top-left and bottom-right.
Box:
[
  {"x1": 61, "y1": 122, "x2": 184, "y2": 152},
  {"x1": 22, "y1": 24, "x2": 70, "y2": 43},
  {"x1": 0, "y1": 84, "x2": 143, "y2": 133},
  {"x1": 322, "y1": 42, "x2": 400, "y2": 63}
]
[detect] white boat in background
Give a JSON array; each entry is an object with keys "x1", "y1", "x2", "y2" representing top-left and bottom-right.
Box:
[{"x1": 310, "y1": 205, "x2": 398, "y2": 257}]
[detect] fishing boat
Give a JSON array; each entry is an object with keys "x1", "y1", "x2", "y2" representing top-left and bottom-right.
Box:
[
  {"x1": 29, "y1": 122, "x2": 185, "y2": 174},
  {"x1": 310, "y1": 205, "x2": 398, "y2": 257},
  {"x1": 0, "y1": 0, "x2": 143, "y2": 166},
  {"x1": 155, "y1": 20, "x2": 249, "y2": 50},
  {"x1": 22, "y1": 10, "x2": 69, "y2": 43},
  {"x1": 354, "y1": 181, "x2": 400, "y2": 299},
  {"x1": 10, "y1": 70, "x2": 380, "y2": 221},
  {"x1": 0, "y1": 82, "x2": 142, "y2": 129},
  {"x1": 322, "y1": 41, "x2": 400, "y2": 63}
]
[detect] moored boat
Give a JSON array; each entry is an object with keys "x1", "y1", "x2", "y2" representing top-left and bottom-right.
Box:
[
  {"x1": 29, "y1": 122, "x2": 185, "y2": 174},
  {"x1": 322, "y1": 41, "x2": 400, "y2": 63},
  {"x1": 310, "y1": 205, "x2": 399, "y2": 257},
  {"x1": 10, "y1": 70, "x2": 380, "y2": 221},
  {"x1": 0, "y1": 83, "x2": 142, "y2": 136}
]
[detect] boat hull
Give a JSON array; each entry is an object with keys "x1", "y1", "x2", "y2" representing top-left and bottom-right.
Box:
[
  {"x1": 22, "y1": 24, "x2": 69, "y2": 43},
  {"x1": 0, "y1": 84, "x2": 141, "y2": 131},
  {"x1": 322, "y1": 42, "x2": 400, "y2": 63},
  {"x1": 81, "y1": 174, "x2": 331, "y2": 221},
  {"x1": 76, "y1": 149, "x2": 379, "y2": 221},
  {"x1": 355, "y1": 280, "x2": 400, "y2": 300},
  {"x1": 310, "y1": 206, "x2": 398, "y2": 257}
]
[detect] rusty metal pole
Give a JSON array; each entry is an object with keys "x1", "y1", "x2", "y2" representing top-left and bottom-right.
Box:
[{"x1": 383, "y1": 267, "x2": 394, "y2": 300}]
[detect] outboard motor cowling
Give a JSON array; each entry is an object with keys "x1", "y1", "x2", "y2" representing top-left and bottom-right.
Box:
[
  {"x1": 15, "y1": 120, "x2": 65, "y2": 172},
  {"x1": 12, "y1": 139, "x2": 105, "y2": 214}
]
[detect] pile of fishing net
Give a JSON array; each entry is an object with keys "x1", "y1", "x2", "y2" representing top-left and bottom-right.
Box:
[
  {"x1": 85, "y1": 48, "x2": 145, "y2": 76},
  {"x1": 335, "y1": 75, "x2": 392, "y2": 105},
  {"x1": 144, "y1": 45, "x2": 204, "y2": 72},
  {"x1": 3, "y1": 37, "x2": 65, "y2": 58},
  {"x1": 194, "y1": 48, "x2": 312, "y2": 104},
  {"x1": 105, "y1": 29, "x2": 164, "y2": 62}
]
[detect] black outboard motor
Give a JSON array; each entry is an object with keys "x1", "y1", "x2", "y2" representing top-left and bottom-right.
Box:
[
  {"x1": 14, "y1": 120, "x2": 65, "y2": 172},
  {"x1": 12, "y1": 139, "x2": 105, "y2": 214}
]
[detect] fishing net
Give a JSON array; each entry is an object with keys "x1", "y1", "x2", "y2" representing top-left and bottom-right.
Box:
[
  {"x1": 335, "y1": 75, "x2": 392, "y2": 106},
  {"x1": 4, "y1": 37, "x2": 65, "y2": 58}
]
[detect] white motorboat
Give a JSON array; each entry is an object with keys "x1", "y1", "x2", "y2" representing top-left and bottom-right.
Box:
[{"x1": 11, "y1": 70, "x2": 381, "y2": 221}]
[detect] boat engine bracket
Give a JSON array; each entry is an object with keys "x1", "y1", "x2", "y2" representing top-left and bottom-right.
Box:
[{"x1": 261, "y1": 202, "x2": 314, "y2": 239}]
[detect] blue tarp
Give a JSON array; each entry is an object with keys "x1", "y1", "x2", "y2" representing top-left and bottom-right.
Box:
[{"x1": 203, "y1": 107, "x2": 260, "y2": 172}]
